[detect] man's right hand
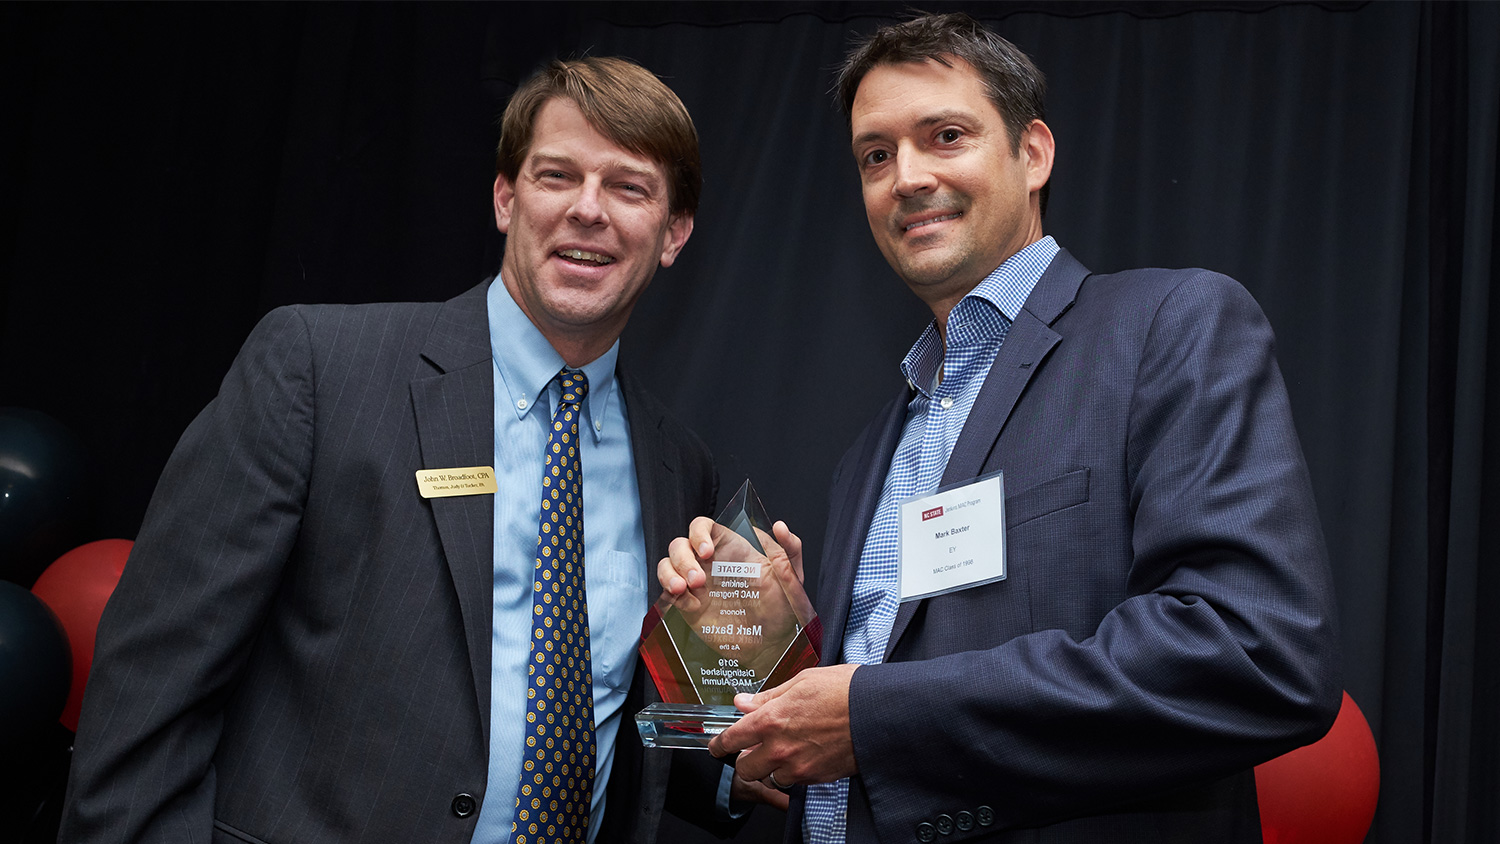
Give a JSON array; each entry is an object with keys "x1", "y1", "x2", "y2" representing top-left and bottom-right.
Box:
[
  {"x1": 658, "y1": 516, "x2": 718, "y2": 597},
  {"x1": 657, "y1": 518, "x2": 808, "y2": 603}
]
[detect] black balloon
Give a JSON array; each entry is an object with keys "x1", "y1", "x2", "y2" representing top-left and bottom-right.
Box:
[
  {"x1": 0, "y1": 408, "x2": 90, "y2": 587},
  {"x1": 0, "y1": 581, "x2": 71, "y2": 749},
  {"x1": 0, "y1": 720, "x2": 73, "y2": 843}
]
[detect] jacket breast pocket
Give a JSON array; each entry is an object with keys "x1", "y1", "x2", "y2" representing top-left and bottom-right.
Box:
[
  {"x1": 213, "y1": 819, "x2": 271, "y2": 844},
  {"x1": 1005, "y1": 467, "x2": 1090, "y2": 529}
]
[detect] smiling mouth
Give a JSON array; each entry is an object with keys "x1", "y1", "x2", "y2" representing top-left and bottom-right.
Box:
[
  {"x1": 904, "y1": 212, "x2": 962, "y2": 232},
  {"x1": 557, "y1": 248, "x2": 615, "y2": 265}
]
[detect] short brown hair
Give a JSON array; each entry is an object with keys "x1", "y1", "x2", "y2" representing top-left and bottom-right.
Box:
[{"x1": 496, "y1": 57, "x2": 701, "y2": 216}]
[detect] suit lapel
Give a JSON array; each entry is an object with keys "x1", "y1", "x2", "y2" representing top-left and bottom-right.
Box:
[
  {"x1": 410, "y1": 281, "x2": 496, "y2": 743},
  {"x1": 618, "y1": 368, "x2": 684, "y2": 843},
  {"x1": 819, "y1": 387, "x2": 910, "y2": 666},
  {"x1": 940, "y1": 315, "x2": 1060, "y2": 484},
  {"x1": 882, "y1": 249, "x2": 1091, "y2": 660},
  {"x1": 620, "y1": 368, "x2": 681, "y2": 573}
]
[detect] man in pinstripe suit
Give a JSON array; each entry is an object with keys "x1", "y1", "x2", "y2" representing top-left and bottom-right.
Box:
[{"x1": 63, "y1": 57, "x2": 741, "y2": 844}]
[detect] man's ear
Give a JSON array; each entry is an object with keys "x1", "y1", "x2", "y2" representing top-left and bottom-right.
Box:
[
  {"x1": 493, "y1": 173, "x2": 516, "y2": 234},
  {"x1": 1022, "y1": 119, "x2": 1055, "y2": 195},
  {"x1": 658, "y1": 213, "x2": 695, "y2": 268}
]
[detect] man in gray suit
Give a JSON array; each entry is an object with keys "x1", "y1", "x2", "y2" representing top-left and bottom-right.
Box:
[
  {"x1": 663, "y1": 13, "x2": 1342, "y2": 844},
  {"x1": 64, "y1": 57, "x2": 743, "y2": 844}
]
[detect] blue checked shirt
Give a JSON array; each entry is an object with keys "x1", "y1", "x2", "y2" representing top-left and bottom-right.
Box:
[{"x1": 803, "y1": 236, "x2": 1059, "y2": 843}]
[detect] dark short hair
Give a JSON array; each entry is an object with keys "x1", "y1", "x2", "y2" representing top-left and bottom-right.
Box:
[
  {"x1": 496, "y1": 57, "x2": 701, "y2": 216},
  {"x1": 837, "y1": 12, "x2": 1050, "y2": 212},
  {"x1": 837, "y1": 12, "x2": 1046, "y2": 148}
]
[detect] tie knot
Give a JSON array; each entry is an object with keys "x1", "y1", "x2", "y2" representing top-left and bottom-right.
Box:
[{"x1": 556, "y1": 369, "x2": 589, "y2": 404}]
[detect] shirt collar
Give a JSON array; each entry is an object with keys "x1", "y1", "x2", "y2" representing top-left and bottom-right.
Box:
[
  {"x1": 900, "y1": 236, "x2": 1060, "y2": 395},
  {"x1": 487, "y1": 278, "x2": 619, "y2": 442}
]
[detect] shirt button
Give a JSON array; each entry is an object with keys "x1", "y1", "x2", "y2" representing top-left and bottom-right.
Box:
[
  {"x1": 594, "y1": 420, "x2": 602, "y2": 431},
  {"x1": 935, "y1": 813, "x2": 954, "y2": 835},
  {"x1": 516, "y1": 398, "x2": 528, "y2": 410},
  {"x1": 955, "y1": 810, "x2": 974, "y2": 831},
  {"x1": 451, "y1": 793, "x2": 476, "y2": 818},
  {"x1": 915, "y1": 822, "x2": 937, "y2": 843},
  {"x1": 940, "y1": 396, "x2": 954, "y2": 409}
]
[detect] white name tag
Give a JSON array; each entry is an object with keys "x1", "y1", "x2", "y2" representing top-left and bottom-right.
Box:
[{"x1": 898, "y1": 473, "x2": 1006, "y2": 602}]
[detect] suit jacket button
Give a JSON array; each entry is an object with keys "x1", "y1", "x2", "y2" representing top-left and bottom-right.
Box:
[
  {"x1": 976, "y1": 805, "x2": 994, "y2": 826},
  {"x1": 935, "y1": 814, "x2": 954, "y2": 835},
  {"x1": 955, "y1": 810, "x2": 974, "y2": 831},
  {"x1": 916, "y1": 822, "x2": 937, "y2": 842},
  {"x1": 451, "y1": 793, "x2": 477, "y2": 818}
]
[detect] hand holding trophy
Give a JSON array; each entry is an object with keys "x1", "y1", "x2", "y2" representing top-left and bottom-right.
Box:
[{"x1": 636, "y1": 480, "x2": 821, "y2": 748}]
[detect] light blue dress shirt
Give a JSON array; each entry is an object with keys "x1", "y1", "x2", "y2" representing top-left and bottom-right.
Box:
[
  {"x1": 472, "y1": 280, "x2": 647, "y2": 844},
  {"x1": 804, "y1": 236, "x2": 1059, "y2": 843}
]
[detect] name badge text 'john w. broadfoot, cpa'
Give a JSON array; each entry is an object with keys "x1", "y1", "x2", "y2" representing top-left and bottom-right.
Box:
[{"x1": 415, "y1": 467, "x2": 498, "y2": 499}]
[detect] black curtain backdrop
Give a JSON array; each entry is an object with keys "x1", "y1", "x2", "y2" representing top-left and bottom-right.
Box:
[{"x1": 1, "y1": 3, "x2": 1495, "y2": 843}]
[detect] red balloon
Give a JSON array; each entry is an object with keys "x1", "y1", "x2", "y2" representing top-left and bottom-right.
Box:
[
  {"x1": 30, "y1": 539, "x2": 132, "y2": 732},
  {"x1": 1255, "y1": 691, "x2": 1380, "y2": 844}
]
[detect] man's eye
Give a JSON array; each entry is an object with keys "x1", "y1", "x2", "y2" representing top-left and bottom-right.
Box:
[
  {"x1": 864, "y1": 150, "x2": 889, "y2": 166},
  {"x1": 939, "y1": 129, "x2": 961, "y2": 143}
]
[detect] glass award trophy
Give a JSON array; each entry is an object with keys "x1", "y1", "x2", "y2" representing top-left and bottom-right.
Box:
[{"x1": 635, "y1": 480, "x2": 821, "y2": 749}]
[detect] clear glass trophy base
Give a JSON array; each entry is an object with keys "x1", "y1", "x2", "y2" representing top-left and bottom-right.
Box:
[{"x1": 635, "y1": 702, "x2": 742, "y2": 749}]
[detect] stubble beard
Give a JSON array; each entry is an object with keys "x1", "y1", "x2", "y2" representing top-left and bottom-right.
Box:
[
  {"x1": 891, "y1": 226, "x2": 980, "y2": 300},
  {"x1": 885, "y1": 194, "x2": 980, "y2": 295}
]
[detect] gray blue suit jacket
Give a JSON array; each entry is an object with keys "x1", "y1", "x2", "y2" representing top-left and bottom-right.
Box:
[
  {"x1": 62, "y1": 280, "x2": 720, "y2": 844},
  {"x1": 796, "y1": 250, "x2": 1342, "y2": 843}
]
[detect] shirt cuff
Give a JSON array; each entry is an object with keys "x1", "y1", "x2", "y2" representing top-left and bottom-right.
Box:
[{"x1": 716, "y1": 764, "x2": 751, "y2": 820}]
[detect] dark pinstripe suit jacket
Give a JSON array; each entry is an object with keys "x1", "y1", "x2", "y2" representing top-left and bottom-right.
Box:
[
  {"x1": 62, "y1": 280, "x2": 720, "y2": 844},
  {"x1": 792, "y1": 251, "x2": 1342, "y2": 844}
]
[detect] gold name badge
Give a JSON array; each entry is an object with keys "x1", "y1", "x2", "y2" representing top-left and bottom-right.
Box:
[{"x1": 415, "y1": 466, "x2": 498, "y2": 499}]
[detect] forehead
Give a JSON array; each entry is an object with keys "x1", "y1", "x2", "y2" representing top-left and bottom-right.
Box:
[
  {"x1": 526, "y1": 97, "x2": 666, "y2": 180},
  {"x1": 850, "y1": 58, "x2": 1000, "y2": 136}
]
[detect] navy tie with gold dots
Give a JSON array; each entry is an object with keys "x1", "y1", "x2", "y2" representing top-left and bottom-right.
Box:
[{"x1": 511, "y1": 369, "x2": 595, "y2": 844}]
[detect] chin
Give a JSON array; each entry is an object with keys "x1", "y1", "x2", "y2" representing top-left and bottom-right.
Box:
[
  {"x1": 899, "y1": 257, "x2": 964, "y2": 288},
  {"x1": 542, "y1": 303, "x2": 610, "y2": 328}
]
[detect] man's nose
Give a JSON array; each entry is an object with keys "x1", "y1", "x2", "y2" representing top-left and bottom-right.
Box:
[
  {"x1": 568, "y1": 180, "x2": 608, "y2": 226},
  {"x1": 892, "y1": 143, "x2": 937, "y2": 198}
]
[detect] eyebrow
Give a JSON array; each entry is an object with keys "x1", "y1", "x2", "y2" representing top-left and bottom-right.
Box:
[
  {"x1": 613, "y1": 163, "x2": 664, "y2": 186},
  {"x1": 852, "y1": 109, "x2": 980, "y2": 150},
  {"x1": 530, "y1": 153, "x2": 663, "y2": 188}
]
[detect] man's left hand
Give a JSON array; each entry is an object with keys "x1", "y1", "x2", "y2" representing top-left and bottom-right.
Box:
[
  {"x1": 730, "y1": 770, "x2": 790, "y2": 812},
  {"x1": 708, "y1": 664, "x2": 860, "y2": 787}
]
